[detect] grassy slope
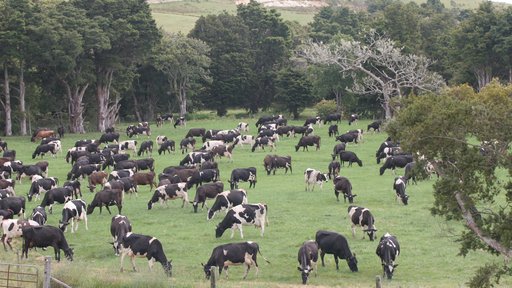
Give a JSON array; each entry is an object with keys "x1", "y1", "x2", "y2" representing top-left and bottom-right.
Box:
[{"x1": 0, "y1": 111, "x2": 510, "y2": 287}]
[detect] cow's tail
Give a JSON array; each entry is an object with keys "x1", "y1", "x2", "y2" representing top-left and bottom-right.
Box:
[{"x1": 258, "y1": 245, "x2": 271, "y2": 264}]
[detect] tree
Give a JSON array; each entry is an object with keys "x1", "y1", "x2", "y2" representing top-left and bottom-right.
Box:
[
  {"x1": 152, "y1": 33, "x2": 211, "y2": 117},
  {"x1": 387, "y1": 81, "x2": 512, "y2": 287},
  {"x1": 301, "y1": 31, "x2": 445, "y2": 119},
  {"x1": 309, "y1": 6, "x2": 365, "y2": 43},
  {"x1": 274, "y1": 68, "x2": 313, "y2": 119}
]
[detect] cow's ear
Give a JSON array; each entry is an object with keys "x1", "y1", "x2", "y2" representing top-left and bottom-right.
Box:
[
  {"x1": 200, "y1": 263, "x2": 204, "y2": 267},
  {"x1": 393, "y1": 264, "x2": 399, "y2": 268},
  {"x1": 353, "y1": 194, "x2": 358, "y2": 197},
  {"x1": 297, "y1": 267, "x2": 302, "y2": 271}
]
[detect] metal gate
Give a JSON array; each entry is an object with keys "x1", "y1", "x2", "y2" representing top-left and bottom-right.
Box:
[{"x1": 0, "y1": 262, "x2": 38, "y2": 288}]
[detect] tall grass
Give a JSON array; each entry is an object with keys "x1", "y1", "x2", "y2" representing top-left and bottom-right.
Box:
[{"x1": 0, "y1": 112, "x2": 509, "y2": 287}]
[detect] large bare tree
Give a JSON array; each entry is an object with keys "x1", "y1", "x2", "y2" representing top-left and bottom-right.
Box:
[{"x1": 301, "y1": 32, "x2": 445, "y2": 119}]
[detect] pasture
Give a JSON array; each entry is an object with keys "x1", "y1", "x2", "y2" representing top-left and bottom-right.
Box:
[{"x1": 0, "y1": 113, "x2": 508, "y2": 287}]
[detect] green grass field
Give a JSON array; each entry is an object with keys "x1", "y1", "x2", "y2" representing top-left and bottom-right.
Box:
[{"x1": 0, "y1": 111, "x2": 509, "y2": 287}]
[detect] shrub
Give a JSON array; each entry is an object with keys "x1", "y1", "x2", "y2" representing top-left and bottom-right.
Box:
[{"x1": 314, "y1": 99, "x2": 338, "y2": 118}]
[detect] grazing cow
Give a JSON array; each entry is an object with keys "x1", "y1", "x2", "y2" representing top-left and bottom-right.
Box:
[
  {"x1": 21, "y1": 225, "x2": 73, "y2": 262},
  {"x1": 158, "y1": 140, "x2": 175, "y2": 155},
  {"x1": 229, "y1": 168, "x2": 257, "y2": 190},
  {"x1": 297, "y1": 240, "x2": 319, "y2": 284},
  {"x1": 0, "y1": 209, "x2": 13, "y2": 221},
  {"x1": 251, "y1": 136, "x2": 276, "y2": 152},
  {"x1": 108, "y1": 169, "x2": 135, "y2": 181},
  {"x1": 376, "y1": 233, "x2": 400, "y2": 280},
  {"x1": 111, "y1": 214, "x2": 132, "y2": 255},
  {"x1": 376, "y1": 146, "x2": 403, "y2": 164},
  {"x1": 263, "y1": 155, "x2": 292, "y2": 175},
  {"x1": 348, "y1": 206, "x2": 377, "y2": 241},
  {"x1": 235, "y1": 135, "x2": 256, "y2": 147},
  {"x1": 2, "y1": 149, "x2": 15, "y2": 161},
  {"x1": 156, "y1": 113, "x2": 173, "y2": 127},
  {"x1": 333, "y1": 176, "x2": 356, "y2": 203},
  {"x1": 393, "y1": 177, "x2": 409, "y2": 205},
  {"x1": 201, "y1": 140, "x2": 225, "y2": 151},
  {"x1": 63, "y1": 180, "x2": 82, "y2": 199},
  {"x1": 255, "y1": 116, "x2": 276, "y2": 127},
  {"x1": 0, "y1": 189, "x2": 10, "y2": 199},
  {"x1": 0, "y1": 140, "x2": 7, "y2": 153},
  {"x1": 348, "y1": 114, "x2": 358, "y2": 125},
  {"x1": 215, "y1": 203, "x2": 268, "y2": 239},
  {"x1": 147, "y1": 183, "x2": 189, "y2": 209},
  {"x1": 105, "y1": 178, "x2": 136, "y2": 196},
  {"x1": 98, "y1": 132, "x2": 120, "y2": 144},
  {"x1": 376, "y1": 139, "x2": 398, "y2": 157},
  {"x1": 404, "y1": 161, "x2": 417, "y2": 185},
  {"x1": 173, "y1": 116, "x2": 186, "y2": 128},
  {"x1": 295, "y1": 136, "x2": 321, "y2": 152},
  {"x1": 180, "y1": 137, "x2": 196, "y2": 154},
  {"x1": 315, "y1": 230, "x2": 358, "y2": 272},
  {"x1": 31, "y1": 206, "x2": 47, "y2": 226},
  {"x1": 40, "y1": 187, "x2": 73, "y2": 214},
  {"x1": 87, "y1": 171, "x2": 108, "y2": 193},
  {"x1": 367, "y1": 120, "x2": 382, "y2": 132},
  {"x1": 304, "y1": 116, "x2": 321, "y2": 126},
  {"x1": 119, "y1": 140, "x2": 137, "y2": 154},
  {"x1": 59, "y1": 199, "x2": 88, "y2": 233},
  {"x1": 186, "y1": 169, "x2": 219, "y2": 189},
  {"x1": 328, "y1": 124, "x2": 339, "y2": 137},
  {"x1": 0, "y1": 196, "x2": 25, "y2": 218},
  {"x1": 27, "y1": 177, "x2": 58, "y2": 201},
  {"x1": 236, "y1": 122, "x2": 249, "y2": 132},
  {"x1": 328, "y1": 161, "x2": 341, "y2": 179},
  {"x1": 164, "y1": 168, "x2": 197, "y2": 184},
  {"x1": 207, "y1": 189, "x2": 248, "y2": 220},
  {"x1": 70, "y1": 164, "x2": 101, "y2": 181},
  {"x1": 74, "y1": 139, "x2": 95, "y2": 147},
  {"x1": 137, "y1": 141, "x2": 153, "y2": 157},
  {"x1": 331, "y1": 143, "x2": 346, "y2": 160},
  {"x1": 304, "y1": 168, "x2": 328, "y2": 191},
  {"x1": 324, "y1": 113, "x2": 342, "y2": 124},
  {"x1": 202, "y1": 242, "x2": 269, "y2": 280},
  {"x1": 155, "y1": 135, "x2": 168, "y2": 146},
  {"x1": 179, "y1": 151, "x2": 213, "y2": 167},
  {"x1": 192, "y1": 182, "x2": 224, "y2": 213},
  {"x1": 339, "y1": 151, "x2": 363, "y2": 167},
  {"x1": 1, "y1": 219, "x2": 40, "y2": 250},
  {"x1": 87, "y1": 189, "x2": 123, "y2": 215},
  {"x1": 32, "y1": 144, "x2": 57, "y2": 159},
  {"x1": 185, "y1": 128, "x2": 205, "y2": 139},
  {"x1": 31, "y1": 129, "x2": 55, "y2": 142},
  {"x1": 119, "y1": 233, "x2": 172, "y2": 276},
  {"x1": 114, "y1": 160, "x2": 138, "y2": 172},
  {"x1": 379, "y1": 155, "x2": 414, "y2": 175},
  {"x1": 135, "y1": 158, "x2": 155, "y2": 172},
  {"x1": 127, "y1": 126, "x2": 151, "y2": 138},
  {"x1": 336, "y1": 132, "x2": 358, "y2": 144},
  {"x1": 0, "y1": 179, "x2": 15, "y2": 195},
  {"x1": 131, "y1": 171, "x2": 157, "y2": 193},
  {"x1": 211, "y1": 144, "x2": 235, "y2": 161}
]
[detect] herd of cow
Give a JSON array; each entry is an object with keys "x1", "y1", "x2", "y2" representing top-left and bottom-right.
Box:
[{"x1": 0, "y1": 112, "x2": 436, "y2": 285}]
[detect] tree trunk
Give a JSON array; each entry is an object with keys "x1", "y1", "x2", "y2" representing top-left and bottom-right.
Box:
[
  {"x1": 179, "y1": 85, "x2": 187, "y2": 117},
  {"x1": 474, "y1": 66, "x2": 492, "y2": 91},
  {"x1": 19, "y1": 63, "x2": 27, "y2": 135},
  {"x1": 3, "y1": 64, "x2": 12, "y2": 136},
  {"x1": 96, "y1": 68, "x2": 114, "y2": 132},
  {"x1": 133, "y1": 94, "x2": 142, "y2": 122},
  {"x1": 333, "y1": 89, "x2": 342, "y2": 114},
  {"x1": 381, "y1": 91, "x2": 392, "y2": 120},
  {"x1": 63, "y1": 80, "x2": 88, "y2": 134}
]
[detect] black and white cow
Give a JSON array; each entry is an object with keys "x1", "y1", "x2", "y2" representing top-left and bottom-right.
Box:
[
  {"x1": 40, "y1": 187, "x2": 73, "y2": 214},
  {"x1": 304, "y1": 168, "x2": 328, "y2": 191},
  {"x1": 0, "y1": 196, "x2": 26, "y2": 218},
  {"x1": 255, "y1": 116, "x2": 276, "y2": 127},
  {"x1": 180, "y1": 137, "x2": 196, "y2": 154},
  {"x1": 202, "y1": 140, "x2": 225, "y2": 151},
  {"x1": 192, "y1": 182, "x2": 224, "y2": 213},
  {"x1": 156, "y1": 113, "x2": 173, "y2": 127},
  {"x1": 393, "y1": 176, "x2": 409, "y2": 205},
  {"x1": 375, "y1": 140, "x2": 398, "y2": 158},
  {"x1": 119, "y1": 232, "x2": 172, "y2": 277},
  {"x1": 32, "y1": 144, "x2": 58, "y2": 159},
  {"x1": 203, "y1": 241, "x2": 269, "y2": 280},
  {"x1": 110, "y1": 214, "x2": 132, "y2": 256},
  {"x1": 236, "y1": 122, "x2": 249, "y2": 132},
  {"x1": 235, "y1": 135, "x2": 256, "y2": 147},
  {"x1": 1, "y1": 218, "x2": 39, "y2": 250},
  {"x1": 119, "y1": 140, "x2": 137, "y2": 154},
  {"x1": 31, "y1": 206, "x2": 47, "y2": 226},
  {"x1": 297, "y1": 240, "x2": 318, "y2": 285},
  {"x1": 295, "y1": 135, "x2": 321, "y2": 152},
  {"x1": 315, "y1": 230, "x2": 358, "y2": 272},
  {"x1": 348, "y1": 114, "x2": 358, "y2": 125},
  {"x1": 215, "y1": 203, "x2": 268, "y2": 239},
  {"x1": 333, "y1": 176, "x2": 356, "y2": 203},
  {"x1": 228, "y1": 167, "x2": 257, "y2": 189},
  {"x1": 158, "y1": 140, "x2": 175, "y2": 155},
  {"x1": 263, "y1": 155, "x2": 292, "y2": 175},
  {"x1": 207, "y1": 189, "x2": 248, "y2": 220},
  {"x1": 63, "y1": 180, "x2": 82, "y2": 199},
  {"x1": 59, "y1": 199, "x2": 88, "y2": 233},
  {"x1": 108, "y1": 169, "x2": 135, "y2": 181},
  {"x1": 376, "y1": 146, "x2": 403, "y2": 164},
  {"x1": 186, "y1": 169, "x2": 219, "y2": 189},
  {"x1": 251, "y1": 136, "x2": 276, "y2": 152},
  {"x1": 27, "y1": 177, "x2": 58, "y2": 201},
  {"x1": 137, "y1": 140, "x2": 153, "y2": 157},
  {"x1": 328, "y1": 124, "x2": 339, "y2": 137},
  {"x1": 324, "y1": 113, "x2": 341, "y2": 124},
  {"x1": 304, "y1": 116, "x2": 321, "y2": 126},
  {"x1": 17, "y1": 164, "x2": 43, "y2": 182},
  {"x1": 127, "y1": 126, "x2": 151, "y2": 138},
  {"x1": 179, "y1": 151, "x2": 213, "y2": 167},
  {"x1": 379, "y1": 155, "x2": 414, "y2": 175},
  {"x1": 339, "y1": 151, "x2": 363, "y2": 167},
  {"x1": 98, "y1": 132, "x2": 120, "y2": 144},
  {"x1": 348, "y1": 206, "x2": 377, "y2": 241},
  {"x1": 173, "y1": 116, "x2": 186, "y2": 128},
  {"x1": 367, "y1": 120, "x2": 382, "y2": 132},
  {"x1": 147, "y1": 183, "x2": 189, "y2": 209},
  {"x1": 21, "y1": 225, "x2": 73, "y2": 262},
  {"x1": 376, "y1": 233, "x2": 400, "y2": 280},
  {"x1": 185, "y1": 128, "x2": 205, "y2": 139}
]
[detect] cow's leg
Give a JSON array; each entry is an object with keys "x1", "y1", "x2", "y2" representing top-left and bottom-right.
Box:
[
  {"x1": 130, "y1": 256, "x2": 138, "y2": 272},
  {"x1": 320, "y1": 251, "x2": 325, "y2": 267},
  {"x1": 242, "y1": 263, "x2": 250, "y2": 279},
  {"x1": 84, "y1": 215, "x2": 88, "y2": 230},
  {"x1": 335, "y1": 190, "x2": 340, "y2": 201},
  {"x1": 334, "y1": 255, "x2": 339, "y2": 270},
  {"x1": 147, "y1": 257, "x2": 155, "y2": 271},
  {"x1": 54, "y1": 245, "x2": 60, "y2": 262},
  {"x1": 105, "y1": 205, "x2": 112, "y2": 215},
  {"x1": 1, "y1": 235, "x2": 8, "y2": 251},
  {"x1": 351, "y1": 224, "x2": 356, "y2": 238},
  {"x1": 120, "y1": 252, "x2": 127, "y2": 272}
]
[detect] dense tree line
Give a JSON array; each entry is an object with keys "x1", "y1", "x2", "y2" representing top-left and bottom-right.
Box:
[{"x1": 2, "y1": 0, "x2": 512, "y2": 132}]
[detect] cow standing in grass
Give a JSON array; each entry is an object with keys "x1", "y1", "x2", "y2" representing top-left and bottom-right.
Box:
[
  {"x1": 304, "y1": 168, "x2": 328, "y2": 191},
  {"x1": 348, "y1": 206, "x2": 377, "y2": 241},
  {"x1": 297, "y1": 240, "x2": 318, "y2": 284},
  {"x1": 376, "y1": 233, "x2": 400, "y2": 280}
]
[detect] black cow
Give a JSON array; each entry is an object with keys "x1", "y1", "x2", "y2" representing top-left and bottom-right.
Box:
[
  {"x1": 105, "y1": 178, "x2": 136, "y2": 196},
  {"x1": 74, "y1": 139, "x2": 95, "y2": 147},
  {"x1": 0, "y1": 209, "x2": 13, "y2": 220},
  {"x1": 404, "y1": 161, "x2": 417, "y2": 185},
  {"x1": 40, "y1": 187, "x2": 73, "y2": 214},
  {"x1": 173, "y1": 116, "x2": 185, "y2": 128},
  {"x1": 207, "y1": 189, "x2": 248, "y2": 220},
  {"x1": 59, "y1": 199, "x2": 88, "y2": 233},
  {"x1": 215, "y1": 203, "x2": 268, "y2": 239},
  {"x1": 27, "y1": 177, "x2": 58, "y2": 201},
  {"x1": 376, "y1": 233, "x2": 400, "y2": 280},
  {"x1": 339, "y1": 151, "x2": 363, "y2": 167},
  {"x1": 63, "y1": 180, "x2": 82, "y2": 199},
  {"x1": 137, "y1": 141, "x2": 153, "y2": 157},
  {"x1": 263, "y1": 154, "x2": 292, "y2": 175},
  {"x1": 202, "y1": 242, "x2": 269, "y2": 280},
  {"x1": 114, "y1": 160, "x2": 138, "y2": 172},
  {"x1": 324, "y1": 113, "x2": 341, "y2": 124},
  {"x1": 255, "y1": 116, "x2": 276, "y2": 127},
  {"x1": 158, "y1": 140, "x2": 175, "y2": 155},
  {"x1": 0, "y1": 140, "x2": 7, "y2": 152},
  {"x1": 375, "y1": 140, "x2": 398, "y2": 158},
  {"x1": 186, "y1": 169, "x2": 219, "y2": 189},
  {"x1": 295, "y1": 135, "x2": 321, "y2": 152},
  {"x1": 202, "y1": 129, "x2": 221, "y2": 143},
  {"x1": 393, "y1": 176, "x2": 409, "y2": 205},
  {"x1": 336, "y1": 132, "x2": 358, "y2": 144},
  {"x1": 103, "y1": 153, "x2": 130, "y2": 170},
  {"x1": 22, "y1": 225, "x2": 73, "y2": 262},
  {"x1": 315, "y1": 230, "x2": 358, "y2": 272},
  {"x1": 185, "y1": 128, "x2": 205, "y2": 138},
  {"x1": 31, "y1": 206, "x2": 47, "y2": 226},
  {"x1": 348, "y1": 114, "x2": 358, "y2": 125},
  {"x1": 348, "y1": 206, "x2": 377, "y2": 241},
  {"x1": 119, "y1": 233, "x2": 172, "y2": 276},
  {"x1": 135, "y1": 158, "x2": 155, "y2": 172},
  {"x1": 327, "y1": 161, "x2": 341, "y2": 179},
  {"x1": 180, "y1": 137, "x2": 196, "y2": 154},
  {"x1": 304, "y1": 116, "x2": 321, "y2": 126},
  {"x1": 87, "y1": 189, "x2": 123, "y2": 215},
  {"x1": 291, "y1": 126, "x2": 308, "y2": 137},
  {"x1": 98, "y1": 132, "x2": 120, "y2": 144},
  {"x1": 328, "y1": 124, "x2": 339, "y2": 137},
  {"x1": 32, "y1": 144, "x2": 57, "y2": 159},
  {"x1": 3, "y1": 149, "x2": 16, "y2": 161},
  {"x1": 228, "y1": 167, "x2": 257, "y2": 189},
  {"x1": 0, "y1": 196, "x2": 25, "y2": 218},
  {"x1": 331, "y1": 143, "x2": 346, "y2": 160},
  {"x1": 297, "y1": 240, "x2": 318, "y2": 285},
  {"x1": 110, "y1": 214, "x2": 132, "y2": 255},
  {"x1": 379, "y1": 155, "x2": 414, "y2": 175},
  {"x1": 333, "y1": 176, "x2": 356, "y2": 203},
  {"x1": 192, "y1": 182, "x2": 224, "y2": 213},
  {"x1": 367, "y1": 120, "x2": 382, "y2": 132},
  {"x1": 17, "y1": 165, "x2": 43, "y2": 182}
]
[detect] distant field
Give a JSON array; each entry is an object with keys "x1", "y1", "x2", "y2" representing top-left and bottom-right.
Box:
[
  {"x1": 150, "y1": 0, "x2": 488, "y2": 34},
  {"x1": 0, "y1": 110, "x2": 510, "y2": 287}
]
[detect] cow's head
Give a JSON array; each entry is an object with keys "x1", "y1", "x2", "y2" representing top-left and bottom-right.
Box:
[
  {"x1": 383, "y1": 262, "x2": 398, "y2": 279},
  {"x1": 297, "y1": 265, "x2": 313, "y2": 284},
  {"x1": 347, "y1": 194, "x2": 357, "y2": 204},
  {"x1": 347, "y1": 253, "x2": 358, "y2": 272},
  {"x1": 363, "y1": 228, "x2": 377, "y2": 241},
  {"x1": 58, "y1": 220, "x2": 69, "y2": 232},
  {"x1": 64, "y1": 248, "x2": 74, "y2": 261},
  {"x1": 163, "y1": 260, "x2": 172, "y2": 277},
  {"x1": 214, "y1": 225, "x2": 225, "y2": 238},
  {"x1": 295, "y1": 145, "x2": 300, "y2": 152},
  {"x1": 202, "y1": 263, "x2": 213, "y2": 280}
]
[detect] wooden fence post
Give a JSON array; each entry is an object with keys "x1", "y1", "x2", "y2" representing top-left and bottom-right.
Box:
[
  {"x1": 210, "y1": 266, "x2": 217, "y2": 288},
  {"x1": 376, "y1": 275, "x2": 382, "y2": 288},
  {"x1": 44, "y1": 257, "x2": 51, "y2": 288}
]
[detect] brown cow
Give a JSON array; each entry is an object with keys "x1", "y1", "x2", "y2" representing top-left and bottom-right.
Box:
[
  {"x1": 31, "y1": 129, "x2": 56, "y2": 142},
  {"x1": 131, "y1": 172, "x2": 157, "y2": 193},
  {"x1": 88, "y1": 171, "x2": 108, "y2": 193},
  {"x1": 86, "y1": 189, "x2": 123, "y2": 215}
]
